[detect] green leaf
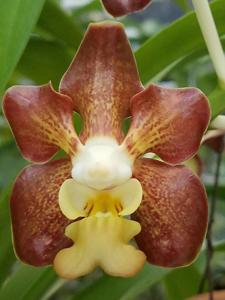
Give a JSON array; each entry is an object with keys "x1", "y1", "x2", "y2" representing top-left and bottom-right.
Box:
[
  {"x1": 0, "y1": 142, "x2": 26, "y2": 190},
  {"x1": 37, "y1": 0, "x2": 83, "y2": 50},
  {"x1": 71, "y1": 264, "x2": 170, "y2": 300},
  {"x1": 73, "y1": 0, "x2": 102, "y2": 17},
  {"x1": 0, "y1": 188, "x2": 16, "y2": 287},
  {"x1": 0, "y1": 0, "x2": 46, "y2": 98},
  {"x1": 135, "y1": 0, "x2": 225, "y2": 85},
  {"x1": 164, "y1": 265, "x2": 201, "y2": 300},
  {"x1": 0, "y1": 264, "x2": 58, "y2": 300},
  {"x1": 17, "y1": 37, "x2": 72, "y2": 88},
  {"x1": 208, "y1": 87, "x2": 225, "y2": 119},
  {"x1": 0, "y1": 142, "x2": 26, "y2": 286},
  {"x1": 213, "y1": 240, "x2": 225, "y2": 252},
  {"x1": 174, "y1": 0, "x2": 191, "y2": 13},
  {"x1": 169, "y1": 36, "x2": 225, "y2": 77}
]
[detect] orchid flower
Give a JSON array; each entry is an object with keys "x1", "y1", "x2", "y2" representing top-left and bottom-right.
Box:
[
  {"x1": 102, "y1": 0, "x2": 152, "y2": 17},
  {"x1": 3, "y1": 22, "x2": 210, "y2": 279}
]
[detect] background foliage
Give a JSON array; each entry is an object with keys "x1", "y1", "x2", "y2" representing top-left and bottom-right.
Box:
[{"x1": 1, "y1": 0, "x2": 225, "y2": 299}]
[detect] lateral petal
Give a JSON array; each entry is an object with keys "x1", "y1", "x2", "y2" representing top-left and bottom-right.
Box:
[
  {"x1": 132, "y1": 158, "x2": 208, "y2": 267},
  {"x1": 3, "y1": 83, "x2": 81, "y2": 163},
  {"x1": 123, "y1": 84, "x2": 210, "y2": 164},
  {"x1": 10, "y1": 158, "x2": 72, "y2": 266}
]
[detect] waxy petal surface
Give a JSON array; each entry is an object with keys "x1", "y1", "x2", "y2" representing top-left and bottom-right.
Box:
[
  {"x1": 102, "y1": 0, "x2": 152, "y2": 17},
  {"x1": 3, "y1": 83, "x2": 81, "y2": 163},
  {"x1": 60, "y1": 22, "x2": 143, "y2": 142},
  {"x1": 11, "y1": 158, "x2": 72, "y2": 266},
  {"x1": 132, "y1": 158, "x2": 208, "y2": 267},
  {"x1": 123, "y1": 84, "x2": 210, "y2": 164},
  {"x1": 54, "y1": 215, "x2": 146, "y2": 279}
]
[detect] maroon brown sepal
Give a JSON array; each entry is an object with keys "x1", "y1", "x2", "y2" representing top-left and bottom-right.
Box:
[
  {"x1": 102, "y1": 0, "x2": 152, "y2": 17},
  {"x1": 60, "y1": 22, "x2": 143, "y2": 143}
]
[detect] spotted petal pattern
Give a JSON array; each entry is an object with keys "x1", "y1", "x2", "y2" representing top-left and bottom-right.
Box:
[
  {"x1": 3, "y1": 83, "x2": 81, "y2": 163},
  {"x1": 60, "y1": 22, "x2": 143, "y2": 143},
  {"x1": 102, "y1": 0, "x2": 152, "y2": 17},
  {"x1": 132, "y1": 158, "x2": 208, "y2": 267},
  {"x1": 123, "y1": 84, "x2": 210, "y2": 164},
  {"x1": 10, "y1": 158, "x2": 72, "y2": 266}
]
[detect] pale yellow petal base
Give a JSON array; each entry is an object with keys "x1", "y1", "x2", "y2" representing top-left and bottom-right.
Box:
[
  {"x1": 59, "y1": 178, "x2": 143, "y2": 220},
  {"x1": 54, "y1": 215, "x2": 146, "y2": 279}
]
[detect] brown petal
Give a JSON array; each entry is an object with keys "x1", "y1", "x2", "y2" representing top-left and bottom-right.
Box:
[
  {"x1": 3, "y1": 83, "x2": 81, "y2": 163},
  {"x1": 123, "y1": 84, "x2": 210, "y2": 164},
  {"x1": 102, "y1": 0, "x2": 152, "y2": 17},
  {"x1": 10, "y1": 158, "x2": 72, "y2": 266},
  {"x1": 60, "y1": 22, "x2": 143, "y2": 143},
  {"x1": 132, "y1": 158, "x2": 208, "y2": 267}
]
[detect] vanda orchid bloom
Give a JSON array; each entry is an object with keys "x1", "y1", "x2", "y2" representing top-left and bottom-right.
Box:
[
  {"x1": 102, "y1": 0, "x2": 152, "y2": 17},
  {"x1": 3, "y1": 22, "x2": 210, "y2": 279}
]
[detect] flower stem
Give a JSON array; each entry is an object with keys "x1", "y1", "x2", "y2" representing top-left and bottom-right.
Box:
[
  {"x1": 193, "y1": 3, "x2": 225, "y2": 298},
  {"x1": 198, "y1": 139, "x2": 224, "y2": 298},
  {"x1": 192, "y1": 0, "x2": 225, "y2": 89}
]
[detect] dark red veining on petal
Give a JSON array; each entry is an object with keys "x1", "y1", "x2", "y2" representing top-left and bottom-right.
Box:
[
  {"x1": 3, "y1": 83, "x2": 80, "y2": 163},
  {"x1": 60, "y1": 22, "x2": 143, "y2": 143},
  {"x1": 124, "y1": 84, "x2": 210, "y2": 164}
]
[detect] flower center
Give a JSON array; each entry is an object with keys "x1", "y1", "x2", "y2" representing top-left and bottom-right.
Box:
[
  {"x1": 84, "y1": 193, "x2": 123, "y2": 216},
  {"x1": 71, "y1": 137, "x2": 133, "y2": 190}
]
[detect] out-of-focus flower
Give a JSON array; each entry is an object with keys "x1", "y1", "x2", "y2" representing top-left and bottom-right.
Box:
[
  {"x1": 3, "y1": 22, "x2": 210, "y2": 279},
  {"x1": 101, "y1": 0, "x2": 152, "y2": 17},
  {"x1": 183, "y1": 117, "x2": 225, "y2": 176},
  {"x1": 203, "y1": 116, "x2": 225, "y2": 152}
]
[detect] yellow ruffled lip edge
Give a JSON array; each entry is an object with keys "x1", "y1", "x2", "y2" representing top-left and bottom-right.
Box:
[{"x1": 53, "y1": 215, "x2": 146, "y2": 279}]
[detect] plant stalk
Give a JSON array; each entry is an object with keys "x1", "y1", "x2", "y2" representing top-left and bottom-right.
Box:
[{"x1": 192, "y1": 0, "x2": 225, "y2": 89}]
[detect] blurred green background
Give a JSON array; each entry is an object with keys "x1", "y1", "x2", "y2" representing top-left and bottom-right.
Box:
[{"x1": 1, "y1": 0, "x2": 225, "y2": 299}]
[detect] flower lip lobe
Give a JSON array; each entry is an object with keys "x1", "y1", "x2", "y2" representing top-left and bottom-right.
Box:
[
  {"x1": 58, "y1": 178, "x2": 143, "y2": 220},
  {"x1": 55, "y1": 178, "x2": 145, "y2": 279},
  {"x1": 54, "y1": 216, "x2": 146, "y2": 279}
]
